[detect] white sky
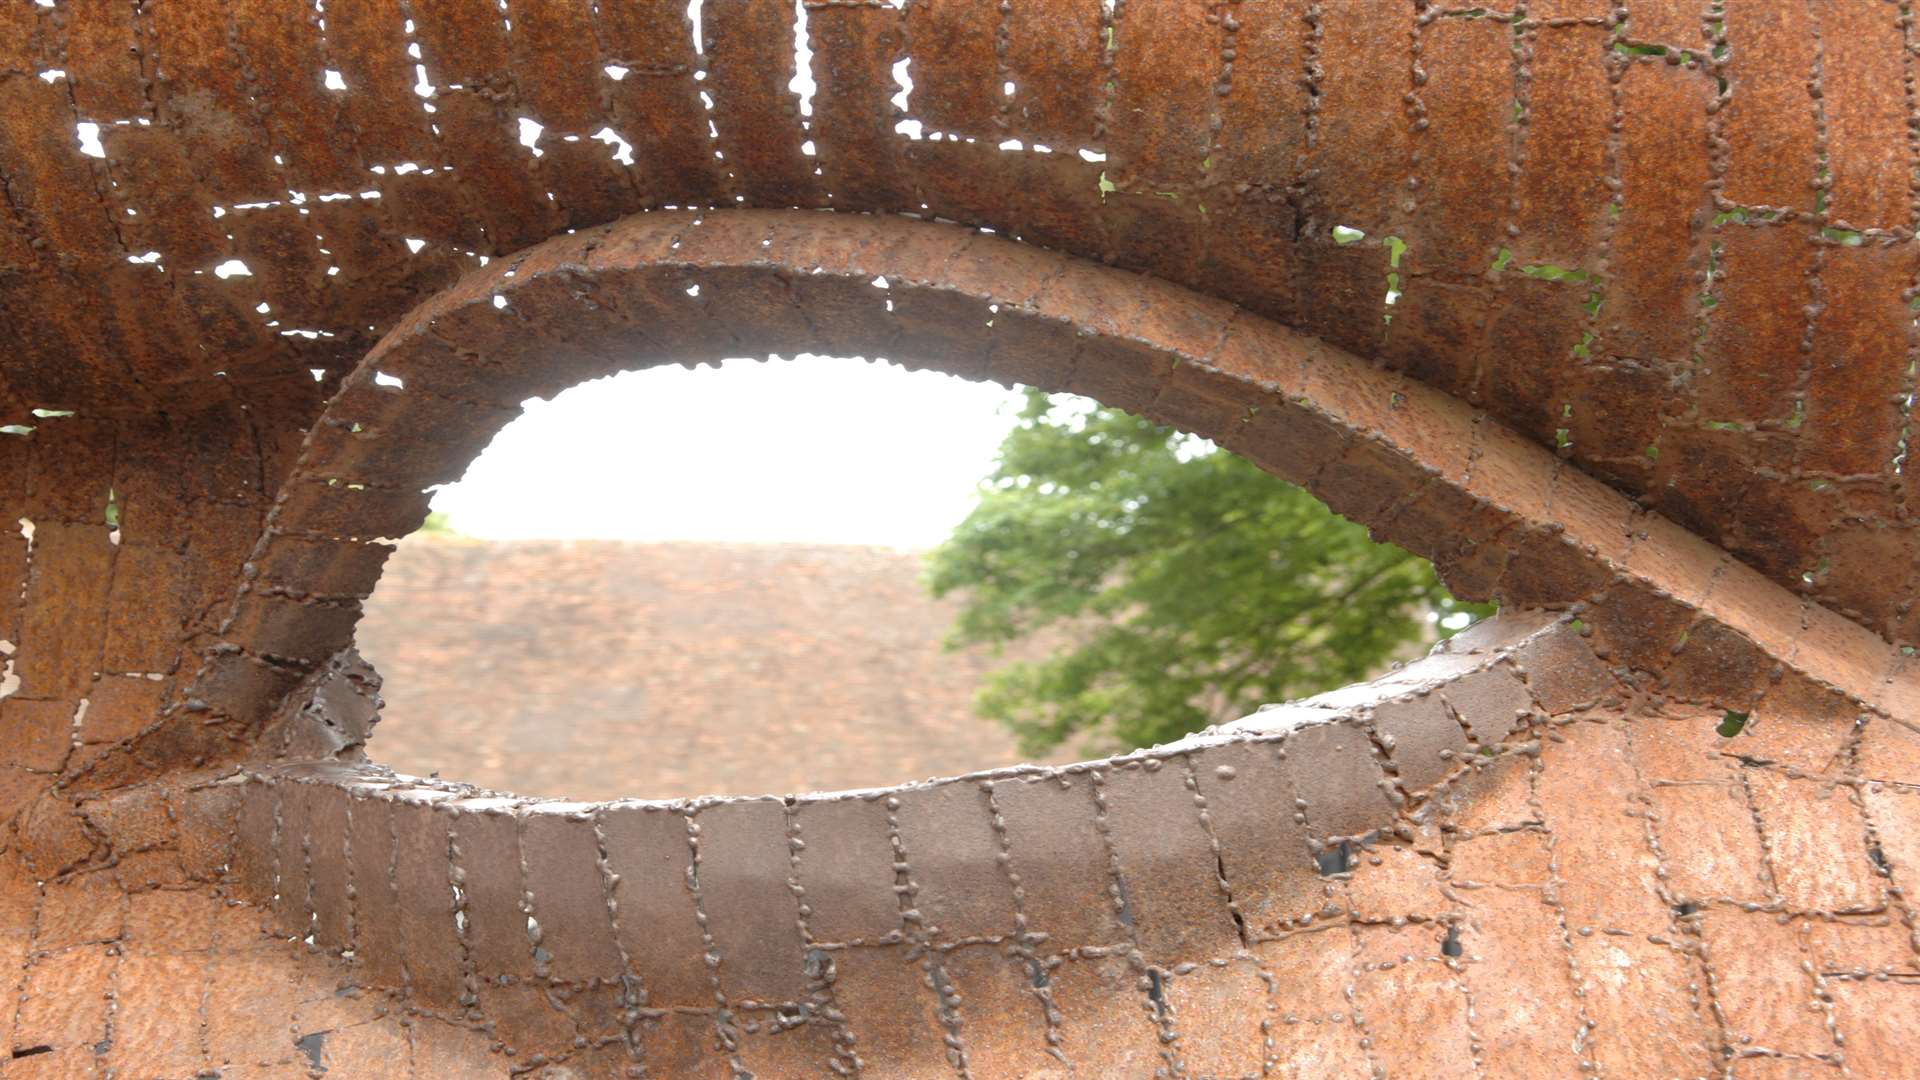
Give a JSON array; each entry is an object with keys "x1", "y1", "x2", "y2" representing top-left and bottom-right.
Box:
[{"x1": 428, "y1": 355, "x2": 1027, "y2": 549}]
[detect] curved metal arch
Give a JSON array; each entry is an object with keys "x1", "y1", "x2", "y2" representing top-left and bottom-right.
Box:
[
  {"x1": 32, "y1": 208, "x2": 1920, "y2": 1078},
  {"x1": 64, "y1": 208, "x2": 1910, "y2": 789}
]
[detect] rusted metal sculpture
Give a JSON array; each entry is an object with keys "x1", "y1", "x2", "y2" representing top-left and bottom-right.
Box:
[{"x1": 0, "y1": 1, "x2": 1916, "y2": 1076}]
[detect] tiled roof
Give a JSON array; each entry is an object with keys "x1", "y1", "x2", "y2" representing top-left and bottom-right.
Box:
[{"x1": 358, "y1": 537, "x2": 1067, "y2": 801}]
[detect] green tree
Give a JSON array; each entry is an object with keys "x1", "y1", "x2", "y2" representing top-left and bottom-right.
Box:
[
  {"x1": 418, "y1": 510, "x2": 458, "y2": 535},
  {"x1": 927, "y1": 389, "x2": 1490, "y2": 756}
]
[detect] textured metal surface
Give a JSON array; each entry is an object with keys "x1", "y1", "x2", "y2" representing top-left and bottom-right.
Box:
[
  {"x1": 0, "y1": 1, "x2": 1910, "y2": 639},
  {"x1": 13, "y1": 205, "x2": 1901, "y2": 1076},
  {"x1": 11, "y1": 611, "x2": 1910, "y2": 1077},
  {"x1": 226, "y1": 614, "x2": 1662, "y2": 1077},
  {"x1": 131, "y1": 209, "x2": 1910, "y2": 772},
  {"x1": 1, "y1": 1, "x2": 1919, "y2": 1074}
]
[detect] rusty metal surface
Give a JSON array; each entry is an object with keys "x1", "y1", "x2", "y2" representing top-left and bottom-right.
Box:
[
  {"x1": 124, "y1": 209, "x2": 1907, "y2": 769},
  {"x1": 8, "y1": 611, "x2": 1910, "y2": 1076},
  {"x1": 0, "y1": 204, "x2": 1900, "y2": 1076},
  {"x1": 0, "y1": 1, "x2": 1908, "y2": 639},
  {"x1": 222, "y1": 614, "x2": 1670, "y2": 1077},
  {"x1": 1, "y1": 1, "x2": 1919, "y2": 1074}
]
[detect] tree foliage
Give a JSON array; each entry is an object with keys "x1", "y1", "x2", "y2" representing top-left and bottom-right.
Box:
[
  {"x1": 927, "y1": 389, "x2": 1490, "y2": 756},
  {"x1": 418, "y1": 510, "x2": 458, "y2": 535}
]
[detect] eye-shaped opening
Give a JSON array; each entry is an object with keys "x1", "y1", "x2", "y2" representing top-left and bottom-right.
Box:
[
  {"x1": 202, "y1": 208, "x2": 1600, "y2": 789},
  {"x1": 353, "y1": 354, "x2": 1485, "y2": 800},
  {"x1": 181, "y1": 209, "x2": 1771, "y2": 820},
  {"x1": 171, "y1": 210, "x2": 1873, "y2": 1056}
]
